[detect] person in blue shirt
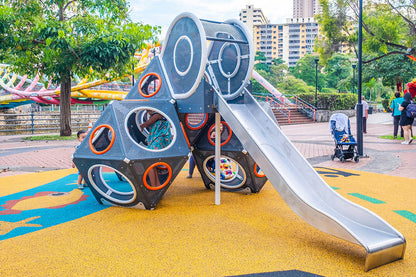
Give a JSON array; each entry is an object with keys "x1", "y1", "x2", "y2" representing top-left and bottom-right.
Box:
[{"x1": 390, "y1": 92, "x2": 404, "y2": 139}]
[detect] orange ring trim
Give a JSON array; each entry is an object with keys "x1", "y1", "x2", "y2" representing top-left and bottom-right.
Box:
[
  {"x1": 138, "y1": 73, "x2": 162, "y2": 98},
  {"x1": 253, "y1": 163, "x2": 266, "y2": 178},
  {"x1": 185, "y1": 113, "x2": 208, "y2": 130},
  {"x1": 180, "y1": 122, "x2": 191, "y2": 149},
  {"x1": 208, "y1": 121, "x2": 232, "y2": 147},
  {"x1": 89, "y1": 124, "x2": 116, "y2": 155},
  {"x1": 143, "y1": 162, "x2": 172, "y2": 191}
]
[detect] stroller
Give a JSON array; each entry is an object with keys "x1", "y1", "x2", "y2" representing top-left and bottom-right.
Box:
[{"x1": 329, "y1": 113, "x2": 359, "y2": 163}]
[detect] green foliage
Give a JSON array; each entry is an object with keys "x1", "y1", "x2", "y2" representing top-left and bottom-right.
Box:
[
  {"x1": 323, "y1": 53, "x2": 354, "y2": 91},
  {"x1": 298, "y1": 92, "x2": 357, "y2": 110},
  {"x1": 0, "y1": 0, "x2": 159, "y2": 83},
  {"x1": 0, "y1": 0, "x2": 159, "y2": 135},
  {"x1": 23, "y1": 134, "x2": 77, "y2": 141},
  {"x1": 291, "y1": 54, "x2": 325, "y2": 90},
  {"x1": 277, "y1": 76, "x2": 315, "y2": 94},
  {"x1": 314, "y1": 0, "x2": 351, "y2": 62},
  {"x1": 363, "y1": 54, "x2": 416, "y2": 88},
  {"x1": 381, "y1": 98, "x2": 391, "y2": 112},
  {"x1": 316, "y1": 0, "x2": 416, "y2": 72}
]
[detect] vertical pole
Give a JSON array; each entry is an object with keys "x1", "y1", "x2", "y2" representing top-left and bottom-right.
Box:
[
  {"x1": 352, "y1": 65, "x2": 356, "y2": 94},
  {"x1": 215, "y1": 112, "x2": 221, "y2": 205},
  {"x1": 314, "y1": 58, "x2": 319, "y2": 108},
  {"x1": 132, "y1": 63, "x2": 135, "y2": 86},
  {"x1": 357, "y1": 0, "x2": 364, "y2": 156},
  {"x1": 31, "y1": 109, "x2": 34, "y2": 134}
]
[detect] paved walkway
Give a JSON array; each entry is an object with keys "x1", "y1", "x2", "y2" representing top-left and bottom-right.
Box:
[
  {"x1": 0, "y1": 112, "x2": 415, "y2": 276},
  {"x1": 1, "y1": 112, "x2": 415, "y2": 179}
]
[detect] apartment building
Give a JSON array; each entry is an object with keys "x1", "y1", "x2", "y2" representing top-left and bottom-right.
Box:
[
  {"x1": 293, "y1": 0, "x2": 321, "y2": 18},
  {"x1": 253, "y1": 17, "x2": 319, "y2": 67},
  {"x1": 239, "y1": 5, "x2": 269, "y2": 36}
]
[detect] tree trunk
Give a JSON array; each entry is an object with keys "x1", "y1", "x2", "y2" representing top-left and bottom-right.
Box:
[{"x1": 60, "y1": 75, "x2": 72, "y2": 136}]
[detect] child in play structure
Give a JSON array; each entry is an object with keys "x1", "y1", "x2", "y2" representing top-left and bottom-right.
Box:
[
  {"x1": 140, "y1": 110, "x2": 173, "y2": 187},
  {"x1": 72, "y1": 129, "x2": 88, "y2": 189}
]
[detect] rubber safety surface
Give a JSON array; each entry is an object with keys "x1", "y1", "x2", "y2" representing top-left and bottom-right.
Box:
[{"x1": 0, "y1": 167, "x2": 415, "y2": 276}]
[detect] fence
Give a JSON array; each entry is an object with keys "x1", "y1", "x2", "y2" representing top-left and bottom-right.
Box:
[{"x1": 0, "y1": 110, "x2": 102, "y2": 135}]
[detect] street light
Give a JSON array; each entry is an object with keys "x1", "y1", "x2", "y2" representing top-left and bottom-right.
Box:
[
  {"x1": 314, "y1": 58, "x2": 319, "y2": 109},
  {"x1": 352, "y1": 63, "x2": 356, "y2": 93}
]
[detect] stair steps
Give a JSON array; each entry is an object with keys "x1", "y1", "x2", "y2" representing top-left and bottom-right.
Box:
[{"x1": 273, "y1": 108, "x2": 314, "y2": 125}]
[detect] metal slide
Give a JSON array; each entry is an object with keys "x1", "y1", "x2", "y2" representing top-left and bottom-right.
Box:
[{"x1": 216, "y1": 90, "x2": 406, "y2": 271}]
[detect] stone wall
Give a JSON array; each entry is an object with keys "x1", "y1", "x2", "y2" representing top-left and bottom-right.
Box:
[{"x1": 315, "y1": 110, "x2": 356, "y2": 122}]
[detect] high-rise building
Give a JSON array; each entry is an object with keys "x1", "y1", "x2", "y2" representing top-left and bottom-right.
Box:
[
  {"x1": 253, "y1": 17, "x2": 319, "y2": 66},
  {"x1": 293, "y1": 0, "x2": 321, "y2": 18},
  {"x1": 239, "y1": 5, "x2": 269, "y2": 36}
]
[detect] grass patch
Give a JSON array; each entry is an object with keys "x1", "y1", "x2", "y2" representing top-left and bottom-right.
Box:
[
  {"x1": 22, "y1": 134, "x2": 77, "y2": 141},
  {"x1": 380, "y1": 135, "x2": 415, "y2": 140}
]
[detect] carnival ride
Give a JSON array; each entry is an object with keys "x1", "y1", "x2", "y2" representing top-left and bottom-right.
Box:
[
  {"x1": 72, "y1": 12, "x2": 405, "y2": 271},
  {"x1": 0, "y1": 45, "x2": 160, "y2": 109}
]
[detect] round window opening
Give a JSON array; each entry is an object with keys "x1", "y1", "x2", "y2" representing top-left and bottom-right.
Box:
[
  {"x1": 138, "y1": 73, "x2": 162, "y2": 98},
  {"x1": 173, "y1": 36, "x2": 193, "y2": 77},
  {"x1": 185, "y1": 113, "x2": 208, "y2": 130},
  {"x1": 218, "y1": 43, "x2": 241, "y2": 78},
  {"x1": 203, "y1": 156, "x2": 247, "y2": 189},
  {"x1": 125, "y1": 107, "x2": 176, "y2": 151},
  {"x1": 143, "y1": 162, "x2": 172, "y2": 191},
  {"x1": 207, "y1": 121, "x2": 232, "y2": 146},
  {"x1": 88, "y1": 165, "x2": 136, "y2": 204},
  {"x1": 89, "y1": 124, "x2": 115, "y2": 155},
  {"x1": 254, "y1": 163, "x2": 266, "y2": 178}
]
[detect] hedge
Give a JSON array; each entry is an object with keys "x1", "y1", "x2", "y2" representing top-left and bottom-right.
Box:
[{"x1": 297, "y1": 93, "x2": 357, "y2": 111}]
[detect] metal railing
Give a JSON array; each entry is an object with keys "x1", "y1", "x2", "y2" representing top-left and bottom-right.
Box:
[
  {"x1": 284, "y1": 94, "x2": 316, "y2": 121},
  {"x1": 253, "y1": 92, "x2": 316, "y2": 122},
  {"x1": 0, "y1": 110, "x2": 101, "y2": 135}
]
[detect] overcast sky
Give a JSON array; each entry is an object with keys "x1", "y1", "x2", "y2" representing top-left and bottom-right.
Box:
[{"x1": 129, "y1": 0, "x2": 293, "y2": 39}]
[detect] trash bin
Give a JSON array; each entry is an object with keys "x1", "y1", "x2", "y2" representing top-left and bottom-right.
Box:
[{"x1": 368, "y1": 106, "x2": 373, "y2": 114}]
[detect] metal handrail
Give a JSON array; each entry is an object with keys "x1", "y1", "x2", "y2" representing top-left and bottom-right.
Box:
[
  {"x1": 283, "y1": 94, "x2": 316, "y2": 122},
  {"x1": 253, "y1": 92, "x2": 316, "y2": 122},
  {"x1": 252, "y1": 94, "x2": 292, "y2": 122}
]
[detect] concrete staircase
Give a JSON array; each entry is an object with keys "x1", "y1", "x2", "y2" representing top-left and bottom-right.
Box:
[{"x1": 273, "y1": 108, "x2": 314, "y2": 125}]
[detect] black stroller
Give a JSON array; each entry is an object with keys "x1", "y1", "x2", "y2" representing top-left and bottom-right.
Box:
[{"x1": 329, "y1": 113, "x2": 359, "y2": 163}]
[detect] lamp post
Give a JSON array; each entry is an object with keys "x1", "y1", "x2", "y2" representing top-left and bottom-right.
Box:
[
  {"x1": 356, "y1": 0, "x2": 364, "y2": 156},
  {"x1": 352, "y1": 63, "x2": 356, "y2": 93},
  {"x1": 314, "y1": 58, "x2": 319, "y2": 109}
]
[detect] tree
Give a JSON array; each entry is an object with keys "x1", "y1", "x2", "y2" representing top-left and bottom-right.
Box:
[
  {"x1": 291, "y1": 54, "x2": 325, "y2": 90},
  {"x1": 323, "y1": 53, "x2": 354, "y2": 91},
  {"x1": 0, "y1": 0, "x2": 158, "y2": 136},
  {"x1": 314, "y1": 0, "x2": 352, "y2": 63},
  {"x1": 254, "y1": 51, "x2": 269, "y2": 71},
  {"x1": 363, "y1": 54, "x2": 416, "y2": 89},
  {"x1": 316, "y1": 0, "x2": 416, "y2": 63}
]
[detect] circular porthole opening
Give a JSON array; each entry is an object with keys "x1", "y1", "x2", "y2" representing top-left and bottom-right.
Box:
[
  {"x1": 207, "y1": 121, "x2": 232, "y2": 146},
  {"x1": 125, "y1": 107, "x2": 176, "y2": 152},
  {"x1": 143, "y1": 162, "x2": 172, "y2": 191},
  {"x1": 88, "y1": 165, "x2": 136, "y2": 204},
  {"x1": 89, "y1": 124, "x2": 115, "y2": 155},
  {"x1": 138, "y1": 73, "x2": 161, "y2": 98},
  {"x1": 203, "y1": 155, "x2": 246, "y2": 189},
  {"x1": 185, "y1": 113, "x2": 208, "y2": 130},
  {"x1": 173, "y1": 35, "x2": 193, "y2": 77},
  {"x1": 218, "y1": 43, "x2": 241, "y2": 78},
  {"x1": 254, "y1": 163, "x2": 266, "y2": 178}
]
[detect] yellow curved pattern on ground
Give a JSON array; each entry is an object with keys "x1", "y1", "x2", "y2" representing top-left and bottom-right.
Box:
[
  {"x1": 0, "y1": 168, "x2": 414, "y2": 276},
  {"x1": 10, "y1": 189, "x2": 83, "y2": 211}
]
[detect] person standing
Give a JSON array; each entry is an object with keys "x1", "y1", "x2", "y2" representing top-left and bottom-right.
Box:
[
  {"x1": 72, "y1": 130, "x2": 88, "y2": 189},
  {"x1": 398, "y1": 92, "x2": 414, "y2": 144},
  {"x1": 355, "y1": 96, "x2": 369, "y2": 133},
  {"x1": 187, "y1": 154, "x2": 196, "y2": 178},
  {"x1": 390, "y1": 92, "x2": 404, "y2": 139}
]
